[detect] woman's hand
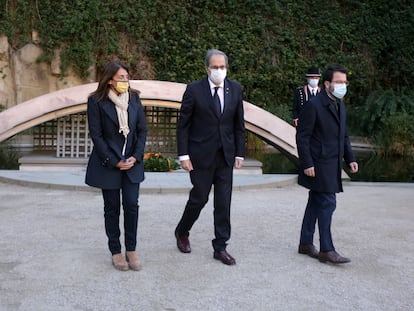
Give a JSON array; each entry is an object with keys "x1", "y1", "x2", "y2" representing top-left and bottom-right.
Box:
[{"x1": 116, "y1": 156, "x2": 136, "y2": 170}]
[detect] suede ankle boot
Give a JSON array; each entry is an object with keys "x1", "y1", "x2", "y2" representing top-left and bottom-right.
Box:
[
  {"x1": 126, "y1": 251, "x2": 142, "y2": 271},
  {"x1": 112, "y1": 253, "x2": 128, "y2": 271}
]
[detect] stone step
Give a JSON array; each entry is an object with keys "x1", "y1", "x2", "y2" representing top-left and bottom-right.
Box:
[{"x1": 18, "y1": 154, "x2": 263, "y2": 174}]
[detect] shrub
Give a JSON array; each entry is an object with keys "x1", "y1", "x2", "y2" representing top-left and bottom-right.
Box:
[
  {"x1": 351, "y1": 89, "x2": 414, "y2": 156},
  {"x1": 379, "y1": 112, "x2": 414, "y2": 157},
  {"x1": 357, "y1": 89, "x2": 414, "y2": 134},
  {"x1": 0, "y1": 144, "x2": 19, "y2": 169},
  {"x1": 143, "y1": 152, "x2": 180, "y2": 172}
]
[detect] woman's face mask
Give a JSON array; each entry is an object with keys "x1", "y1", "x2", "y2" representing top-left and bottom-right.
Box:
[{"x1": 114, "y1": 81, "x2": 129, "y2": 94}]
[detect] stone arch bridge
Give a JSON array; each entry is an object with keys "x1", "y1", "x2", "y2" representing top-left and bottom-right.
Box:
[{"x1": 0, "y1": 80, "x2": 298, "y2": 166}]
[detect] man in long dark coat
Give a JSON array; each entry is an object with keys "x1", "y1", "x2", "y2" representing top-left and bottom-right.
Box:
[{"x1": 296, "y1": 65, "x2": 358, "y2": 264}]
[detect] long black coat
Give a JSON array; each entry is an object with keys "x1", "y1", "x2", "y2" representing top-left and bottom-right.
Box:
[
  {"x1": 176, "y1": 77, "x2": 246, "y2": 169},
  {"x1": 296, "y1": 89, "x2": 355, "y2": 193},
  {"x1": 85, "y1": 91, "x2": 147, "y2": 189}
]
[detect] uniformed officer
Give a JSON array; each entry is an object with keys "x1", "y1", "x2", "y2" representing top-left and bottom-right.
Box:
[{"x1": 292, "y1": 67, "x2": 321, "y2": 127}]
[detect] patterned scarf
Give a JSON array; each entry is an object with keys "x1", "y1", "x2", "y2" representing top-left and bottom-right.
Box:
[{"x1": 108, "y1": 90, "x2": 129, "y2": 156}]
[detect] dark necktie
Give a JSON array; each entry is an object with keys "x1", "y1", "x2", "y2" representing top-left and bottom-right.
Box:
[{"x1": 213, "y1": 86, "x2": 221, "y2": 114}]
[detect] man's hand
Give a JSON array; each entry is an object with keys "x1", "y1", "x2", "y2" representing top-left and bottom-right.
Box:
[
  {"x1": 293, "y1": 118, "x2": 299, "y2": 127},
  {"x1": 234, "y1": 158, "x2": 244, "y2": 169},
  {"x1": 180, "y1": 159, "x2": 193, "y2": 171},
  {"x1": 304, "y1": 166, "x2": 315, "y2": 177},
  {"x1": 349, "y1": 162, "x2": 358, "y2": 174}
]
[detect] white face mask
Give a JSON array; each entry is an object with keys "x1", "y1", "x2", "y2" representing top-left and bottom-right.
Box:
[
  {"x1": 331, "y1": 83, "x2": 347, "y2": 99},
  {"x1": 209, "y1": 68, "x2": 227, "y2": 85},
  {"x1": 308, "y1": 78, "x2": 319, "y2": 88}
]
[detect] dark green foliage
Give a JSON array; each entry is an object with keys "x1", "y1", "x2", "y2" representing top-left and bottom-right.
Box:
[
  {"x1": 349, "y1": 88, "x2": 414, "y2": 156},
  {"x1": 258, "y1": 152, "x2": 298, "y2": 175},
  {"x1": 379, "y1": 112, "x2": 414, "y2": 156},
  {"x1": 347, "y1": 151, "x2": 414, "y2": 182},
  {"x1": 0, "y1": 144, "x2": 18, "y2": 169},
  {"x1": 356, "y1": 89, "x2": 414, "y2": 134}
]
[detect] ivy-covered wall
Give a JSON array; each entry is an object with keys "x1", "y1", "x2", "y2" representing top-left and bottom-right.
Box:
[{"x1": 1, "y1": 0, "x2": 414, "y2": 152}]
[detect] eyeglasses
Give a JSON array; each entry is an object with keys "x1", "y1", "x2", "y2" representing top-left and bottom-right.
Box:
[
  {"x1": 209, "y1": 66, "x2": 226, "y2": 70},
  {"x1": 113, "y1": 74, "x2": 129, "y2": 81},
  {"x1": 332, "y1": 81, "x2": 349, "y2": 85},
  {"x1": 113, "y1": 79, "x2": 129, "y2": 83}
]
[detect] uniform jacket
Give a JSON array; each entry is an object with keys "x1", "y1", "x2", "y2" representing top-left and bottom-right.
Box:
[
  {"x1": 292, "y1": 84, "x2": 321, "y2": 119},
  {"x1": 296, "y1": 89, "x2": 355, "y2": 193},
  {"x1": 85, "y1": 90, "x2": 147, "y2": 189},
  {"x1": 177, "y1": 77, "x2": 246, "y2": 169}
]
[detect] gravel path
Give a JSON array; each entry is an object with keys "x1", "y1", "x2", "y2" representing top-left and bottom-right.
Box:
[{"x1": 0, "y1": 181, "x2": 413, "y2": 311}]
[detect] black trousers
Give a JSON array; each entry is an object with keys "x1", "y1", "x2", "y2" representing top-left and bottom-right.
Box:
[
  {"x1": 176, "y1": 149, "x2": 233, "y2": 252},
  {"x1": 300, "y1": 190, "x2": 336, "y2": 252},
  {"x1": 101, "y1": 173, "x2": 140, "y2": 255}
]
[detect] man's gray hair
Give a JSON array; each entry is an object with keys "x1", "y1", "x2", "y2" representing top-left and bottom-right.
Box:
[{"x1": 205, "y1": 49, "x2": 228, "y2": 67}]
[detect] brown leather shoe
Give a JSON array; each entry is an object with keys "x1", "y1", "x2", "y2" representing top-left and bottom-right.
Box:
[
  {"x1": 175, "y1": 229, "x2": 191, "y2": 253},
  {"x1": 213, "y1": 250, "x2": 236, "y2": 265},
  {"x1": 298, "y1": 244, "x2": 319, "y2": 259},
  {"x1": 112, "y1": 253, "x2": 129, "y2": 271},
  {"x1": 318, "y1": 250, "x2": 351, "y2": 264},
  {"x1": 126, "y1": 251, "x2": 142, "y2": 271}
]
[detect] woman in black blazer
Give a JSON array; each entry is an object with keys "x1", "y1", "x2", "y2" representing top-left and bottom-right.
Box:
[{"x1": 85, "y1": 61, "x2": 147, "y2": 271}]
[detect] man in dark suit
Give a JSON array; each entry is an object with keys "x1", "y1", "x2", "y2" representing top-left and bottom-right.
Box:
[
  {"x1": 292, "y1": 67, "x2": 322, "y2": 127},
  {"x1": 296, "y1": 65, "x2": 358, "y2": 264},
  {"x1": 174, "y1": 49, "x2": 246, "y2": 265}
]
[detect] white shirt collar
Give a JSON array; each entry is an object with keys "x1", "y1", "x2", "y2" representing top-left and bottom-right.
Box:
[
  {"x1": 208, "y1": 78, "x2": 224, "y2": 90},
  {"x1": 308, "y1": 85, "x2": 318, "y2": 92}
]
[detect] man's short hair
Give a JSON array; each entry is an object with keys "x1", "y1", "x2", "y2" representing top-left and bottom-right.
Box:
[
  {"x1": 205, "y1": 49, "x2": 229, "y2": 67},
  {"x1": 323, "y1": 65, "x2": 348, "y2": 83}
]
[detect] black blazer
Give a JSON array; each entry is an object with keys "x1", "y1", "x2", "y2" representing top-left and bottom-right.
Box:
[
  {"x1": 296, "y1": 89, "x2": 355, "y2": 193},
  {"x1": 85, "y1": 90, "x2": 147, "y2": 189},
  {"x1": 177, "y1": 77, "x2": 245, "y2": 169}
]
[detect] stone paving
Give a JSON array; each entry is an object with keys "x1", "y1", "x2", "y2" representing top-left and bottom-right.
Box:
[{"x1": 0, "y1": 172, "x2": 413, "y2": 311}]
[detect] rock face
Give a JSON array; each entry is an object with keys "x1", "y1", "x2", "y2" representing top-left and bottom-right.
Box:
[
  {"x1": 0, "y1": 35, "x2": 95, "y2": 109},
  {"x1": 0, "y1": 35, "x2": 15, "y2": 109}
]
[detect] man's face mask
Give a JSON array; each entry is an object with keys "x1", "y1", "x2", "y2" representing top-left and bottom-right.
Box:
[
  {"x1": 308, "y1": 78, "x2": 319, "y2": 88},
  {"x1": 331, "y1": 83, "x2": 347, "y2": 99},
  {"x1": 209, "y1": 68, "x2": 227, "y2": 85}
]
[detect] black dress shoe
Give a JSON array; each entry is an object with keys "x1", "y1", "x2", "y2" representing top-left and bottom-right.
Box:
[
  {"x1": 174, "y1": 229, "x2": 191, "y2": 253},
  {"x1": 298, "y1": 244, "x2": 319, "y2": 259},
  {"x1": 318, "y1": 250, "x2": 351, "y2": 264},
  {"x1": 213, "y1": 250, "x2": 236, "y2": 265}
]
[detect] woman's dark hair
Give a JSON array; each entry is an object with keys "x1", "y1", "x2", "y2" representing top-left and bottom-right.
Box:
[{"x1": 90, "y1": 61, "x2": 139, "y2": 102}]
